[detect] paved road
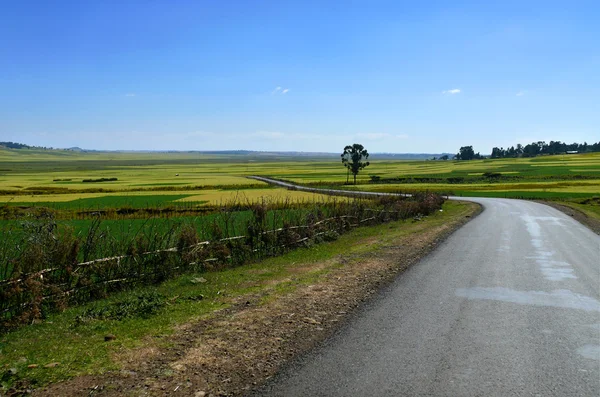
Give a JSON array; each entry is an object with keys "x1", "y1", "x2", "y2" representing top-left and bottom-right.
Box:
[{"x1": 252, "y1": 178, "x2": 600, "y2": 396}]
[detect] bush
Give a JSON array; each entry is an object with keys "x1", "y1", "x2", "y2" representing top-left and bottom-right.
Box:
[
  {"x1": 75, "y1": 290, "x2": 166, "y2": 324},
  {"x1": 1, "y1": 192, "x2": 445, "y2": 330},
  {"x1": 82, "y1": 178, "x2": 118, "y2": 183}
]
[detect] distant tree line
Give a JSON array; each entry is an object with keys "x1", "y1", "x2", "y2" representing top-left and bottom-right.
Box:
[
  {"x1": 0, "y1": 141, "x2": 31, "y2": 149},
  {"x1": 454, "y1": 146, "x2": 484, "y2": 160},
  {"x1": 452, "y1": 141, "x2": 600, "y2": 160},
  {"x1": 490, "y1": 141, "x2": 600, "y2": 158}
]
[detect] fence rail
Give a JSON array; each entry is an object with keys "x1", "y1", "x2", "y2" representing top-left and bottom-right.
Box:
[{"x1": 1, "y1": 193, "x2": 444, "y2": 330}]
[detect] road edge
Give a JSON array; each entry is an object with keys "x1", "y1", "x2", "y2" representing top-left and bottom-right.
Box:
[{"x1": 536, "y1": 200, "x2": 600, "y2": 235}]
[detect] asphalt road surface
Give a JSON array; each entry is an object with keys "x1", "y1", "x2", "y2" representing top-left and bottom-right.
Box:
[{"x1": 251, "y1": 178, "x2": 600, "y2": 396}]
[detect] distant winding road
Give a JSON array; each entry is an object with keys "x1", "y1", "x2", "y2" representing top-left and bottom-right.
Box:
[{"x1": 251, "y1": 177, "x2": 600, "y2": 396}]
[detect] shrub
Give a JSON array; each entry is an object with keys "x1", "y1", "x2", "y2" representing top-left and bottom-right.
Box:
[
  {"x1": 1, "y1": 192, "x2": 445, "y2": 330},
  {"x1": 82, "y1": 178, "x2": 118, "y2": 183},
  {"x1": 75, "y1": 290, "x2": 166, "y2": 324}
]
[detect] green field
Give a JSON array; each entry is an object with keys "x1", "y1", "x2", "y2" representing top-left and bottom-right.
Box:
[
  {"x1": 1, "y1": 149, "x2": 599, "y2": 207},
  {"x1": 0, "y1": 188, "x2": 337, "y2": 210},
  {"x1": 2, "y1": 147, "x2": 596, "y2": 285},
  {"x1": 0, "y1": 147, "x2": 598, "y2": 225}
]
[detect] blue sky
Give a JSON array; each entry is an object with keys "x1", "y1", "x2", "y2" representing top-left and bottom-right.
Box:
[{"x1": 1, "y1": 0, "x2": 598, "y2": 153}]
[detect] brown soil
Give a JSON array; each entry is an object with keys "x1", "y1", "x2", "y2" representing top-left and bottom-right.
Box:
[
  {"x1": 31, "y1": 204, "x2": 480, "y2": 397},
  {"x1": 538, "y1": 200, "x2": 600, "y2": 235}
]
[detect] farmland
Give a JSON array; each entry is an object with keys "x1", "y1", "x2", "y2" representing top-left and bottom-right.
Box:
[
  {"x1": 1, "y1": 147, "x2": 597, "y2": 286},
  {"x1": 1, "y1": 149, "x2": 599, "y2": 201},
  {"x1": 0, "y1": 147, "x2": 598, "y2": 393},
  {"x1": 1, "y1": 147, "x2": 455, "y2": 329},
  {"x1": 1, "y1": 148, "x2": 598, "y2": 279},
  {"x1": 0, "y1": 149, "x2": 598, "y2": 235},
  {"x1": 0, "y1": 149, "x2": 598, "y2": 228}
]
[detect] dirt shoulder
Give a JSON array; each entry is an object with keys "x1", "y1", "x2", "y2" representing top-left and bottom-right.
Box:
[
  {"x1": 538, "y1": 200, "x2": 600, "y2": 235},
  {"x1": 32, "y1": 202, "x2": 481, "y2": 397}
]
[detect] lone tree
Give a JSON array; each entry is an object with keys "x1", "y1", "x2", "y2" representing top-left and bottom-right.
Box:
[
  {"x1": 454, "y1": 146, "x2": 483, "y2": 160},
  {"x1": 455, "y1": 145, "x2": 475, "y2": 160},
  {"x1": 341, "y1": 143, "x2": 370, "y2": 184}
]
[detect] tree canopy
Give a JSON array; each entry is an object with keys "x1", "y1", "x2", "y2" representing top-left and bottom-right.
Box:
[
  {"x1": 490, "y1": 141, "x2": 600, "y2": 158},
  {"x1": 341, "y1": 144, "x2": 370, "y2": 184},
  {"x1": 454, "y1": 146, "x2": 483, "y2": 160},
  {"x1": 456, "y1": 140, "x2": 600, "y2": 160}
]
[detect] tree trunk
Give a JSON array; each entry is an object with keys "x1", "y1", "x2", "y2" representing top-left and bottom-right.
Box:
[
  {"x1": 346, "y1": 169, "x2": 349, "y2": 184},
  {"x1": 353, "y1": 173, "x2": 357, "y2": 185}
]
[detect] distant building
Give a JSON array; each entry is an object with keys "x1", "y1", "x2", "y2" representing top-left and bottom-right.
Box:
[{"x1": 566, "y1": 151, "x2": 579, "y2": 154}]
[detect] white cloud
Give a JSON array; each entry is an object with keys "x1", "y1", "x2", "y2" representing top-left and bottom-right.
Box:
[
  {"x1": 442, "y1": 88, "x2": 461, "y2": 95},
  {"x1": 516, "y1": 90, "x2": 526, "y2": 96},
  {"x1": 395, "y1": 134, "x2": 409, "y2": 139},
  {"x1": 271, "y1": 86, "x2": 289, "y2": 95}
]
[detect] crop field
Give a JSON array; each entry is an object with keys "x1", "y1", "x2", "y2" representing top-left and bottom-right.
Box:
[
  {"x1": 0, "y1": 147, "x2": 598, "y2": 391},
  {"x1": 0, "y1": 188, "x2": 336, "y2": 209},
  {"x1": 244, "y1": 152, "x2": 600, "y2": 183},
  {"x1": 0, "y1": 149, "x2": 598, "y2": 217},
  {"x1": 1, "y1": 149, "x2": 596, "y2": 242},
  {"x1": 1, "y1": 208, "x2": 311, "y2": 247},
  {"x1": 344, "y1": 179, "x2": 600, "y2": 198},
  {"x1": 0, "y1": 149, "x2": 597, "y2": 214},
  {"x1": 1, "y1": 149, "x2": 599, "y2": 196}
]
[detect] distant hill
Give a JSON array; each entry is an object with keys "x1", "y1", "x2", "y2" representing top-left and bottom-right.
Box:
[
  {"x1": 137, "y1": 150, "x2": 452, "y2": 160},
  {"x1": 109, "y1": 150, "x2": 451, "y2": 160},
  {"x1": 0, "y1": 142, "x2": 452, "y2": 160},
  {"x1": 373, "y1": 153, "x2": 454, "y2": 160}
]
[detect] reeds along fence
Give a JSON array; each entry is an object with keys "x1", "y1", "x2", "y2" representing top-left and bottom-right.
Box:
[{"x1": 0, "y1": 193, "x2": 445, "y2": 330}]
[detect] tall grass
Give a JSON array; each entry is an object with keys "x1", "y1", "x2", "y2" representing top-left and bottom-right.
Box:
[{"x1": 0, "y1": 193, "x2": 444, "y2": 330}]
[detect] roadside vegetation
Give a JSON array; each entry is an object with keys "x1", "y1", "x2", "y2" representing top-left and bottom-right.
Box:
[
  {"x1": 0, "y1": 200, "x2": 474, "y2": 393},
  {"x1": 1, "y1": 192, "x2": 444, "y2": 330},
  {"x1": 0, "y1": 145, "x2": 597, "y2": 219}
]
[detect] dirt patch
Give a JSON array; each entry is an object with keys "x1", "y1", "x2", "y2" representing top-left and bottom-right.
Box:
[
  {"x1": 32, "y1": 204, "x2": 480, "y2": 397},
  {"x1": 538, "y1": 200, "x2": 600, "y2": 235}
]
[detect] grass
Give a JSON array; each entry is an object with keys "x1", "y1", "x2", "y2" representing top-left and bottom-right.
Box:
[
  {"x1": 2, "y1": 149, "x2": 599, "y2": 192},
  {"x1": 0, "y1": 188, "x2": 338, "y2": 208},
  {"x1": 4, "y1": 194, "x2": 195, "y2": 209},
  {"x1": 341, "y1": 180, "x2": 600, "y2": 199},
  {"x1": 454, "y1": 191, "x2": 599, "y2": 199},
  {"x1": 0, "y1": 200, "x2": 474, "y2": 389},
  {"x1": 552, "y1": 197, "x2": 600, "y2": 222},
  {"x1": 61, "y1": 208, "x2": 308, "y2": 241},
  {"x1": 1, "y1": 147, "x2": 596, "y2": 390},
  {"x1": 568, "y1": 204, "x2": 600, "y2": 220},
  {"x1": 0, "y1": 149, "x2": 598, "y2": 214},
  {"x1": 0, "y1": 207, "x2": 308, "y2": 244}
]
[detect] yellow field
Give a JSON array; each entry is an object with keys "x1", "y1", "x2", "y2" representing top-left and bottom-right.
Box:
[
  {"x1": 175, "y1": 188, "x2": 341, "y2": 205},
  {"x1": 0, "y1": 187, "x2": 336, "y2": 205},
  {"x1": 1, "y1": 170, "x2": 256, "y2": 191}
]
